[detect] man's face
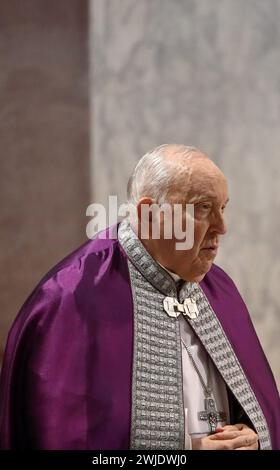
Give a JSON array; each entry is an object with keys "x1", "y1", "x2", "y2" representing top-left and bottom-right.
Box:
[{"x1": 141, "y1": 159, "x2": 229, "y2": 282}]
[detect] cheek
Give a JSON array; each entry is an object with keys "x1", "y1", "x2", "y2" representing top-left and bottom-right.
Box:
[
  {"x1": 160, "y1": 238, "x2": 177, "y2": 257},
  {"x1": 193, "y1": 222, "x2": 207, "y2": 249}
]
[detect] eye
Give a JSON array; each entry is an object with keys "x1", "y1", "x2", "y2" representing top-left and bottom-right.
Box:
[
  {"x1": 194, "y1": 202, "x2": 212, "y2": 219},
  {"x1": 198, "y1": 202, "x2": 212, "y2": 211}
]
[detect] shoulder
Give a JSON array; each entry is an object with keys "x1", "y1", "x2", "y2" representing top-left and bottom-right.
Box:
[
  {"x1": 200, "y1": 263, "x2": 251, "y2": 322},
  {"x1": 203, "y1": 263, "x2": 241, "y2": 295},
  {"x1": 201, "y1": 263, "x2": 250, "y2": 314},
  {"x1": 37, "y1": 226, "x2": 121, "y2": 292},
  {"x1": 9, "y1": 227, "x2": 123, "y2": 333}
]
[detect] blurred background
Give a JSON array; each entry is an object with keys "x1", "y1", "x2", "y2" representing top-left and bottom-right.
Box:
[{"x1": 1, "y1": 0, "x2": 280, "y2": 388}]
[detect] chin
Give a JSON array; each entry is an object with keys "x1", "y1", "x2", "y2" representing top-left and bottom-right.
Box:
[
  {"x1": 180, "y1": 272, "x2": 206, "y2": 283},
  {"x1": 183, "y1": 262, "x2": 213, "y2": 283},
  {"x1": 184, "y1": 272, "x2": 206, "y2": 283}
]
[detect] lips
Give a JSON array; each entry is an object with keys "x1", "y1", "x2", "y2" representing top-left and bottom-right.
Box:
[{"x1": 201, "y1": 245, "x2": 219, "y2": 255}]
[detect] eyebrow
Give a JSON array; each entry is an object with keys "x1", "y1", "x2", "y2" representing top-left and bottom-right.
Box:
[{"x1": 188, "y1": 195, "x2": 230, "y2": 204}]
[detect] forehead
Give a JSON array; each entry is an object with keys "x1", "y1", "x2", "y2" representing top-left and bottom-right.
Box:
[
  {"x1": 188, "y1": 171, "x2": 228, "y2": 202},
  {"x1": 170, "y1": 159, "x2": 228, "y2": 203}
]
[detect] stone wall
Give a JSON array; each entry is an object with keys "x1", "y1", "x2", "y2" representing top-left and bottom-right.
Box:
[{"x1": 0, "y1": 0, "x2": 89, "y2": 351}]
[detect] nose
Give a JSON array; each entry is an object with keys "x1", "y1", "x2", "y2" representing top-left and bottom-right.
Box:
[{"x1": 210, "y1": 211, "x2": 227, "y2": 235}]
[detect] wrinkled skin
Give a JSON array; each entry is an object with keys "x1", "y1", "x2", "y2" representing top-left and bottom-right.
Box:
[{"x1": 138, "y1": 150, "x2": 229, "y2": 282}]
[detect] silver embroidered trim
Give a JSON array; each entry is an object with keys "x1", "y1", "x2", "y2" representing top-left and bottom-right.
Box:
[
  {"x1": 118, "y1": 220, "x2": 177, "y2": 297},
  {"x1": 118, "y1": 220, "x2": 272, "y2": 450},
  {"x1": 128, "y1": 261, "x2": 185, "y2": 450}
]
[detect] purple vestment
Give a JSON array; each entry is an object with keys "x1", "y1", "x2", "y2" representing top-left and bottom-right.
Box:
[{"x1": 0, "y1": 228, "x2": 280, "y2": 449}]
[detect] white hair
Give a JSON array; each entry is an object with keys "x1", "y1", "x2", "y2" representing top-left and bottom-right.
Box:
[{"x1": 127, "y1": 144, "x2": 202, "y2": 205}]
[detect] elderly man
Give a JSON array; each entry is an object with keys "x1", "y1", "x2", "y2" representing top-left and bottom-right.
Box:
[{"x1": 0, "y1": 144, "x2": 279, "y2": 450}]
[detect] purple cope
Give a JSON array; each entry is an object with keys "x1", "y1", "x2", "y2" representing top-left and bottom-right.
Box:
[{"x1": 0, "y1": 227, "x2": 279, "y2": 449}]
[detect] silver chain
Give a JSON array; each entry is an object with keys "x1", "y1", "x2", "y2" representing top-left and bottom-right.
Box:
[{"x1": 181, "y1": 337, "x2": 212, "y2": 397}]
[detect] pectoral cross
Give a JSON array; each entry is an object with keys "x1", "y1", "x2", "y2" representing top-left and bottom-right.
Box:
[{"x1": 198, "y1": 397, "x2": 226, "y2": 433}]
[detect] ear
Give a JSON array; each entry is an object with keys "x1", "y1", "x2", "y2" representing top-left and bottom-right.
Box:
[{"x1": 136, "y1": 197, "x2": 155, "y2": 222}]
